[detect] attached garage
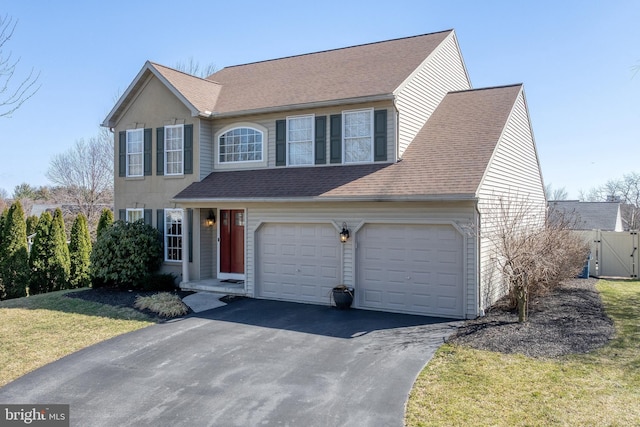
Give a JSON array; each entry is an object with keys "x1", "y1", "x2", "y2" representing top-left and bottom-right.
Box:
[
  {"x1": 357, "y1": 223, "x2": 464, "y2": 318},
  {"x1": 257, "y1": 223, "x2": 340, "y2": 304}
]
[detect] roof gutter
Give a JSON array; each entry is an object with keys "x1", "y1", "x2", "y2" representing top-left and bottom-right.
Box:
[
  {"x1": 171, "y1": 194, "x2": 478, "y2": 205},
  {"x1": 198, "y1": 93, "x2": 395, "y2": 119}
]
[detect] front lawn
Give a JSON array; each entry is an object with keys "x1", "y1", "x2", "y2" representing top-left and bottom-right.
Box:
[
  {"x1": 0, "y1": 289, "x2": 155, "y2": 387},
  {"x1": 405, "y1": 280, "x2": 640, "y2": 426}
]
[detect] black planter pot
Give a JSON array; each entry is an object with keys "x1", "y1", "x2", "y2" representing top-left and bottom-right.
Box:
[{"x1": 332, "y1": 287, "x2": 354, "y2": 309}]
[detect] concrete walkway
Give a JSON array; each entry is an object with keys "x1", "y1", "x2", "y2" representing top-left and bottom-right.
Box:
[{"x1": 0, "y1": 299, "x2": 461, "y2": 426}]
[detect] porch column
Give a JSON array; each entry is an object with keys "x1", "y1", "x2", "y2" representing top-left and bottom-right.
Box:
[{"x1": 182, "y1": 209, "x2": 190, "y2": 284}]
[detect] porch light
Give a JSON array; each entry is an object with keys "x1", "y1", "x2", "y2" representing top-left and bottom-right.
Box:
[
  {"x1": 340, "y1": 222, "x2": 350, "y2": 243},
  {"x1": 205, "y1": 210, "x2": 216, "y2": 227}
]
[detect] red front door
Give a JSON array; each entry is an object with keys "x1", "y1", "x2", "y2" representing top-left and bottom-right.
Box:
[{"x1": 220, "y1": 209, "x2": 245, "y2": 274}]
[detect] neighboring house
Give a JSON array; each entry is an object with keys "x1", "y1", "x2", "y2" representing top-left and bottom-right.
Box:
[
  {"x1": 102, "y1": 30, "x2": 545, "y2": 319},
  {"x1": 549, "y1": 200, "x2": 624, "y2": 232}
]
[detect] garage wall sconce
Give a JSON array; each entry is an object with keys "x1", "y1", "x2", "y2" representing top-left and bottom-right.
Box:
[
  {"x1": 205, "y1": 210, "x2": 216, "y2": 227},
  {"x1": 339, "y1": 222, "x2": 350, "y2": 243}
]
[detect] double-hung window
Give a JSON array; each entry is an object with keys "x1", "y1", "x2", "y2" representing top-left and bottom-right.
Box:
[
  {"x1": 126, "y1": 208, "x2": 143, "y2": 222},
  {"x1": 287, "y1": 115, "x2": 314, "y2": 165},
  {"x1": 343, "y1": 109, "x2": 373, "y2": 163},
  {"x1": 164, "y1": 209, "x2": 183, "y2": 262},
  {"x1": 165, "y1": 125, "x2": 184, "y2": 175},
  {"x1": 126, "y1": 129, "x2": 144, "y2": 177}
]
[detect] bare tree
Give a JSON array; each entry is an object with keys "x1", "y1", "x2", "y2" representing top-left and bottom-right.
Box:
[
  {"x1": 545, "y1": 184, "x2": 568, "y2": 201},
  {"x1": 0, "y1": 188, "x2": 7, "y2": 211},
  {"x1": 581, "y1": 172, "x2": 640, "y2": 230},
  {"x1": 0, "y1": 14, "x2": 40, "y2": 117},
  {"x1": 482, "y1": 195, "x2": 589, "y2": 322},
  {"x1": 46, "y1": 127, "x2": 114, "y2": 229},
  {"x1": 175, "y1": 57, "x2": 216, "y2": 78}
]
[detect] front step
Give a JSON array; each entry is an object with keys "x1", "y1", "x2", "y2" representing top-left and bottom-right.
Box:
[{"x1": 180, "y1": 281, "x2": 247, "y2": 296}]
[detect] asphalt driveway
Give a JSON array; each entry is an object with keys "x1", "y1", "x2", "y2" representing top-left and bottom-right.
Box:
[{"x1": 0, "y1": 299, "x2": 461, "y2": 426}]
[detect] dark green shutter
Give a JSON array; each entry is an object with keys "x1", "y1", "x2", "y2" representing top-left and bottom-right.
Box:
[
  {"x1": 187, "y1": 208, "x2": 193, "y2": 263},
  {"x1": 184, "y1": 124, "x2": 193, "y2": 175},
  {"x1": 330, "y1": 114, "x2": 342, "y2": 164},
  {"x1": 143, "y1": 128, "x2": 152, "y2": 176},
  {"x1": 119, "y1": 209, "x2": 126, "y2": 221},
  {"x1": 275, "y1": 119, "x2": 286, "y2": 166},
  {"x1": 156, "y1": 128, "x2": 164, "y2": 176},
  {"x1": 157, "y1": 209, "x2": 165, "y2": 253},
  {"x1": 315, "y1": 116, "x2": 326, "y2": 164},
  {"x1": 144, "y1": 209, "x2": 152, "y2": 225},
  {"x1": 374, "y1": 110, "x2": 387, "y2": 162},
  {"x1": 118, "y1": 131, "x2": 126, "y2": 177}
]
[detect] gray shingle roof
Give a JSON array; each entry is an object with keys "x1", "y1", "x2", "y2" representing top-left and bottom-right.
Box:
[{"x1": 549, "y1": 200, "x2": 622, "y2": 231}]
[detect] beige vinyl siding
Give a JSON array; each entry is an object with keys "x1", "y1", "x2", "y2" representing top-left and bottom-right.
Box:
[
  {"x1": 232, "y1": 201, "x2": 478, "y2": 318},
  {"x1": 199, "y1": 121, "x2": 213, "y2": 180},
  {"x1": 114, "y1": 75, "x2": 199, "y2": 219},
  {"x1": 394, "y1": 32, "x2": 471, "y2": 158},
  {"x1": 208, "y1": 101, "x2": 396, "y2": 170},
  {"x1": 476, "y1": 89, "x2": 546, "y2": 309}
]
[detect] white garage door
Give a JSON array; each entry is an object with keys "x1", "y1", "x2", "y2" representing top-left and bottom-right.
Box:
[
  {"x1": 257, "y1": 223, "x2": 340, "y2": 304},
  {"x1": 358, "y1": 224, "x2": 464, "y2": 318}
]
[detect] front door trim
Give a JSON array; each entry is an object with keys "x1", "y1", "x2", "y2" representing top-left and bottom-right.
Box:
[{"x1": 218, "y1": 208, "x2": 246, "y2": 281}]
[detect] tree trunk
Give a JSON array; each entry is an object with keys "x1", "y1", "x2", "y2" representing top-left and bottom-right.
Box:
[{"x1": 515, "y1": 282, "x2": 528, "y2": 323}]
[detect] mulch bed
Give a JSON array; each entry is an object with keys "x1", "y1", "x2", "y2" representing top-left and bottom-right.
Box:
[
  {"x1": 449, "y1": 278, "x2": 616, "y2": 358},
  {"x1": 66, "y1": 288, "x2": 195, "y2": 320},
  {"x1": 67, "y1": 279, "x2": 615, "y2": 359}
]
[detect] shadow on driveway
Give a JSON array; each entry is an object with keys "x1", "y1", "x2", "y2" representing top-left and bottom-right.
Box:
[
  {"x1": 196, "y1": 298, "x2": 455, "y2": 339},
  {"x1": 0, "y1": 299, "x2": 461, "y2": 427}
]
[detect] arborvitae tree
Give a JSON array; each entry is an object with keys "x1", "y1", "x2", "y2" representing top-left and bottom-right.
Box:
[
  {"x1": 69, "y1": 214, "x2": 91, "y2": 289},
  {"x1": 29, "y1": 212, "x2": 53, "y2": 294},
  {"x1": 96, "y1": 208, "x2": 114, "y2": 240},
  {"x1": 0, "y1": 201, "x2": 29, "y2": 299},
  {"x1": 25, "y1": 215, "x2": 39, "y2": 236},
  {"x1": 0, "y1": 207, "x2": 7, "y2": 249},
  {"x1": 50, "y1": 208, "x2": 70, "y2": 291}
]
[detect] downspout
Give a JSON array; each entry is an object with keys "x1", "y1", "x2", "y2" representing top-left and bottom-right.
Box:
[{"x1": 475, "y1": 199, "x2": 484, "y2": 317}]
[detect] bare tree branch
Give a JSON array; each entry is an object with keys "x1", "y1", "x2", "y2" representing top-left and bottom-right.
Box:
[
  {"x1": 46, "y1": 128, "x2": 114, "y2": 228},
  {"x1": 175, "y1": 57, "x2": 216, "y2": 78},
  {"x1": 0, "y1": 14, "x2": 41, "y2": 118}
]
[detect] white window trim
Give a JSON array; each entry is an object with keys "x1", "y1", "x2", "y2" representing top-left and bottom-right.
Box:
[
  {"x1": 218, "y1": 126, "x2": 264, "y2": 164},
  {"x1": 342, "y1": 108, "x2": 374, "y2": 164},
  {"x1": 286, "y1": 114, "x2": 315, "y2": 166},
  {"x1": 164, "y1": 124, "x2": 184, "y2": 176},
  {"x1": 126, "y1": 208, "x2": 144, "y2": 223},
  {"x1": 126, "y1": 129, "x2": 144, "y2": 177},
  {"x1": 164, "y1": 208, "x2": 183, "y2": 262}
]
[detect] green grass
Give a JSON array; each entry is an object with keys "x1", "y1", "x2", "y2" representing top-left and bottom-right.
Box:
[
  {"x1": 405, "y1": 280, "x2": 640, "y2": 426},
  {"x1": 0, "y1": 289, "x2": 155, "y2": 387}
]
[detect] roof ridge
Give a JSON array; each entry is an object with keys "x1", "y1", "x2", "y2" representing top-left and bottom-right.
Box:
[
  {"x1": 215, "y1": 29, "x2": 454, "y2": 71},
  {"x1": 448, "y1": 83, "x2": 523, "y2": 95},
  {"x1": 149, "y1": 61, "x2": 219, "y2": 84}
]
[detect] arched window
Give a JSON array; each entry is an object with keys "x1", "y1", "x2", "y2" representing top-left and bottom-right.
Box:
[{"x1": 219, "y1": 127, "x2": 263, "y2": 163}]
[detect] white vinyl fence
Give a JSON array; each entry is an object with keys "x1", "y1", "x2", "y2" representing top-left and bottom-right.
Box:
[{"x1": 578, "y1": 230, "x2": 640, "y2": 278}]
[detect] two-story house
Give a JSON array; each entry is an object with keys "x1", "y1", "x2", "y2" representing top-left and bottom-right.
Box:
[{"x1": 102, "y1": 29, "x2": 546, "y2": 319}]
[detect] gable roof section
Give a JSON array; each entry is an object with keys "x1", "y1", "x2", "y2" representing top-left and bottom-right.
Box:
[
  {"x1": 206, "y1": 30, "x2": 452, "y2": 115},
  {"x1": 174, "y1": 85, "x2": 522, "y2": 202},
  {"x1": 102, "y1": 62, "x2": 221, "y2": 128},
  {"x1": 103, "y1": 30, "x2": 455, "y2": 126},
  {"x1": 549, "y1": 200, "x2": 623, "y2": 231}
]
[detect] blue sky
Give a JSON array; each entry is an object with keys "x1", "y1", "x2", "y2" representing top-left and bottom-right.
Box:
[{"x1": 1, "y1": 0, "x2": 638, "y2": 199}]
